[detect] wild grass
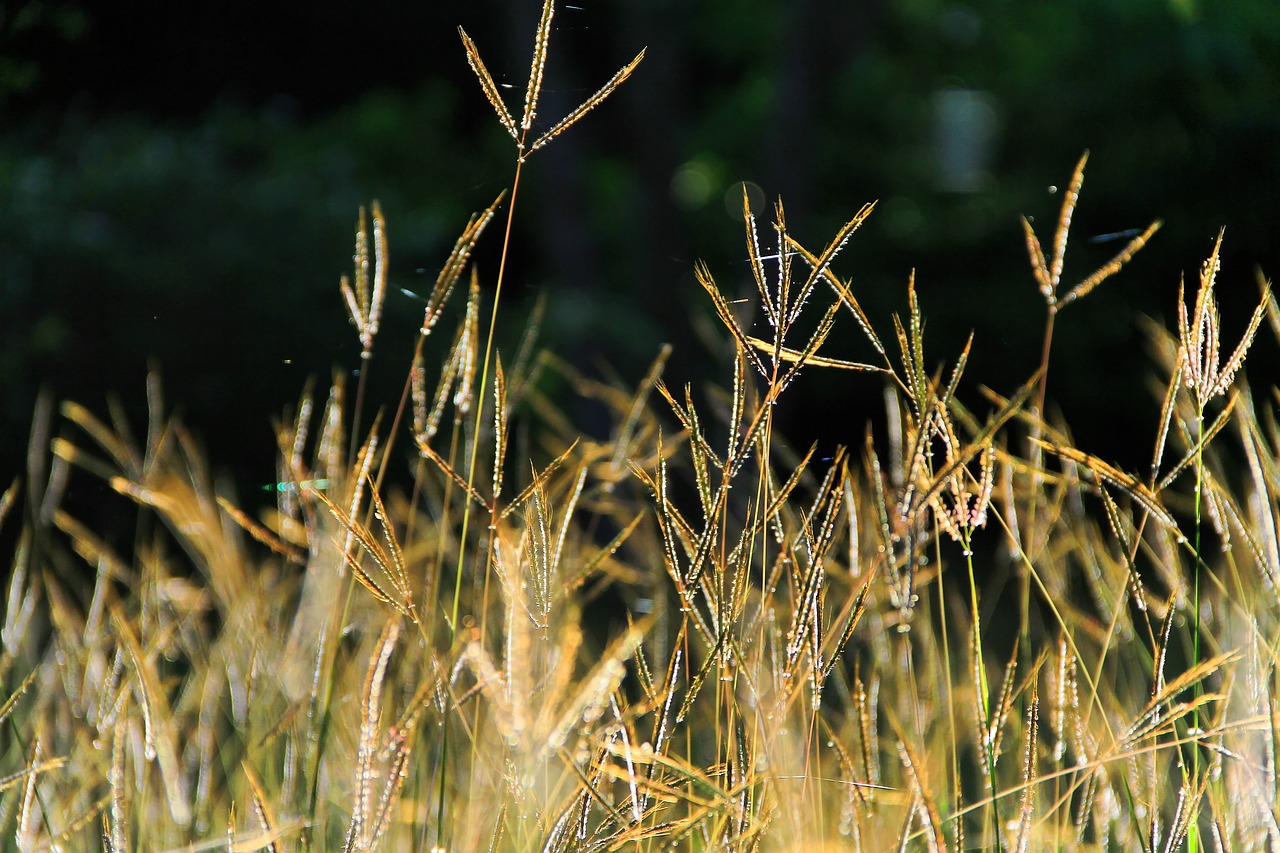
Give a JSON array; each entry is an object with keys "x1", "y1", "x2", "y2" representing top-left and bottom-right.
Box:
[{"x1": 4, "y1": 2, "x2": 1280, "y2": 850}]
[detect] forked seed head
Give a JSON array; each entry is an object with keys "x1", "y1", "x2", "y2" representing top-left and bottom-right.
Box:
[{"x1": 1177, "y1": 229, "x2": 1269, "y2": 411}]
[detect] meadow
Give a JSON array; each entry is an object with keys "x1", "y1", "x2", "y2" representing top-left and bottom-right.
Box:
[{"x1": 3, "y1": 2, "x2": 1278, "y2": 850}]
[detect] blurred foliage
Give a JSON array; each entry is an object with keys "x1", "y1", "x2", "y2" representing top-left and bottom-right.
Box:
[
  {"x1": 2, "y1": 0, "x2": 1279, "y2": 487},
  {"x1": 0, "y1": 0, "x2": 89, "y2": 108}
]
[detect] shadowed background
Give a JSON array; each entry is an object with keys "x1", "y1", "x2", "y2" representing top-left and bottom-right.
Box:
[{"x1": 3, "y1": 0, "x2": 1278, "y2": 506}]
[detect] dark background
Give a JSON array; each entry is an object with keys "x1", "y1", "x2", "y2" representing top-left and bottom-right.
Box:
[{"x1": 3, "y1": 0, "x2": 1279, "y2": 504}]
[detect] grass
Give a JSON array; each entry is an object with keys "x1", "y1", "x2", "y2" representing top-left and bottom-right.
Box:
[{"x1": 4, "y1": 2, "x2": 1280, "y2": 850}]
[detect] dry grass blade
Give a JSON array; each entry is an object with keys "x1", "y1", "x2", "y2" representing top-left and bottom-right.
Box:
[
  {"x1": 428, "y1": 276, "x2": 481, "y2": 437},
  {"x1": 458, "y1": 27, "x2": 517, "y2": 139},
  {"x1": 59, "y1": 401, "x2": 138, "y2": 474},
  {"x1": 0, "y1": 479, "x2": 17, "y2": 534},
  {"x1": 1160, "y1": 776, "x2": 1208, "y2": 853},
  {"x1": 893, "y1": 272, "x2": 931, "y2": 413},
  {"x1": 610, "y1": 343, "x2": 672, "y2": 477},
  {"x1": 11, "y1": 80, "x2": 1280, "y2": 852},
  {"x1": 547, "y1": 619, "x2": 647, "y2": 752},
  {"x1": 1150, "y1": 360, "x2": 1183, "y2": 482},
  {"x1": 367, "y1": 728, "x2": 412, "y2": 849},
  {"x1": 16, "y1": 737, "x2": 41, "y2": 848},
  {"x1": 914, "y1": 372, "x2": 1040, "y2": 518},
  {"x1": 339, "y1": 203, "x2": 389, "y2": 358},
  {"x1": 1032, "y1": 438, "x2": 1180, "y2": 533},
  {"x1": 819, "y1": 552, "x2": 875, "y2": 698},
  {"x1": 676, "y1": 617, "x2": 731, "y2": 724},
  {"x1": 565, "y1": 510, "x2": 645, "y2": 590},
  {"x1": 0, "y1": 669, "x2": 38, "y2": 728},
  {"x1": 696, "y1": 260, "x2": 767, "y2": 377},
  {"x1": 1021, "y1": 215, "x2": 1052, "y2": 301},
  {"x1": 310, "y1": 487, "x2": 414, "y2": 619},
  {"x1": 109, "y1": 711, "x2": 128, "y2": 853},
  {"x1": 790, "y1": 200, "x2": 876, "y2": 325},
  {"x1": 1121, "y1": 650, "x2": 1237, "y2": 748},
  {"x1": 1155, "y1": 392, "x2": 1238, "y2": 492},
  {"x1": 0, "y1": 754, "x2": 66, "y2": 795},
  {"x1": 521, "y1": 0, "x2": 555, "y2": 133},
  {"x1": 421, "y1": 197, "x2": 503, "y2": 338},
  {"x1": 1049, "y1": 150, "x2": 1089, "y2": 291},
  {"x1": 728, "y1": 348, "x2": 747, "y2": 464},
  {"x1": 530, "y1": 49, "x2": 646, "y2": 154},
  {"x1": 678, "y1": 386, "x2": 716, "y2": 516},
  {"x1": 655, "y1": 382, "x2": 722, "y2": 477},
  {"x1": 1177, "y1": 229, "x2": 1268, "y2": 408},
  {"x1": 215, "y1": 495, "x2": 304, "y2": 563},
  {"x1": 746, "y1": 333, "x2": 883, "y2": 372},
  {"x1": 346, "y1": 618, "x2": 400, "y2": 851},
  {"x1": 1013, "y1": 690, "x2": 1040, "y2": 853},
  {"x1": 826, "y1": 264, "x2": 885, "y2": 357},
  {"x1": 416, "y1": 437, "x2": 492, "y2": 512},
  {"x1": 774, "y1": 299, "x2": 845, "y2": 394},
  {"x1": 369, "y1": 204, "x2": 388, "y2": 350},
  {"x1": 1097, "y1": 489, "x2": 1149, "y2": 613},
  {"x1": 49, "y1": 435, "x2": 115, "y2": 489},
  {"x1": 1262, "y1": 266, "x2": 1280, "y2": 340},
  {"x1": 1217, "y1": 290, "x2": 1270, "y2": 401},
  {"x1": 240, "y1": 761, "x2": 281, "y2": 853},
  {"x1": 499, "y1": 439, "x2": 579, "y2": 522},
  {"x1": 39, "y1": 797, "x2": 109, "y2": 851},
  {"x1": 109, "y1": 603, "x2": 191, "y2": 827},
  {"x1": 894, "y1": 728, "x2": 949, "y2": 853},
  {"x1": 988, "y1": 640, "x2": 1021, "y2": 765},
  {"x1": 742, "y1": 188, "x2": 774, "y2": 326},
  {"x1": 492, "y1": 356, "x2": 508, "y2": 502},
  {"x1": 366, "y1": 479, "x2": 413, "y2": 610}
]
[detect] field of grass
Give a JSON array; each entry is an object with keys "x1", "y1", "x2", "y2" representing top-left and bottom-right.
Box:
[{"x1": 4, "y1": 3, "x2": 1280, "y2": 850}]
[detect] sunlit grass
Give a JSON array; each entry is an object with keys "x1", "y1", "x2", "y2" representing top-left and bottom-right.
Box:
[{"x1": 3, "y1": 3, "x2": 1279, "y2": 851}]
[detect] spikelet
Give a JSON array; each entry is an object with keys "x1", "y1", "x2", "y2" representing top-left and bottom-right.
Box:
[
  {"x1": 460, "y1": 0, "x2": 643, "y2": 159},
  {"x1": 1012, "y1": 688, "x2": 1040, "y2": 853},
  {"x1": 240, "y1": 762, "x2": 281, "y2": 853},
  {"x1": 340, "y1": 203, "x2": 389, "y2": 360},
  {"x1": 529, "y1": 49, "x2": 646, "y2": 154},
  {"x1": 894, "y1": 731, "x2": 948, "y2": 853},
  {"x1": 345, "y1": 618, "x2": 400, "y2": 851},
  {"x1": 110, "y1": 604, "x2": 191, "y2": 826},
  {"x1": 458, "y1": 27, "x2": 517, "y2": 140},
  {"x1": 419, "y1": 199, "x2": 502, "y2": 338},
  {"x1": 1177, "y1": 229, "x2": 1269, "y2": 412}
]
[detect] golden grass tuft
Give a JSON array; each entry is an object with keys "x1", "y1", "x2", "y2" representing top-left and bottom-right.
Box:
[{"x1": 4, "y1": 4, "x2": 1280, "y2": 851}]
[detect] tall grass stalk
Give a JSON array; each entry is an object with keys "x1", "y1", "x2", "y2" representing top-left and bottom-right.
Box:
[
  {"x1": 452, "y1": 0, "x2": 643, "y2": 632},
  {"x1": 1173, "y1": 230, "x2": 1268, "y2": 849}
]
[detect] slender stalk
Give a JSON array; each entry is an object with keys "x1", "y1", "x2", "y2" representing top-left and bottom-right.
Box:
[
  {"x1": 1187, "y1": 410, "x2": 1205, "y2": 853},
  {"x1": 452, "y1": 157, "x2": 522, "y2": 635},
  {"x1": 964, "y1": 533, "x2": 1003, "y2": 851}
]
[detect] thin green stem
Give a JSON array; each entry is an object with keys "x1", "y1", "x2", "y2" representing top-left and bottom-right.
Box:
[
  {"x1": 1188, "y1": 411, "x2": 1205, "y2": 853},
  {"x1": 1023, "y1": 306, "x2": 1056, "y2": 665},
  {"x1": 965, "y1": 533, "x2": 1003, "y2": 851},
  {"x1": 434, "y1": 154, "x2": 523, "y2": 850},
  {"x1": 451, "y1": 157, "x2": 523, "y2": 636}
]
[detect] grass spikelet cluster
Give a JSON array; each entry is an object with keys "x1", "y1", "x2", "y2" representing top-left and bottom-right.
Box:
[{"x1": 3, "y1": 4, "x2": 1279, "y2": 851}]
